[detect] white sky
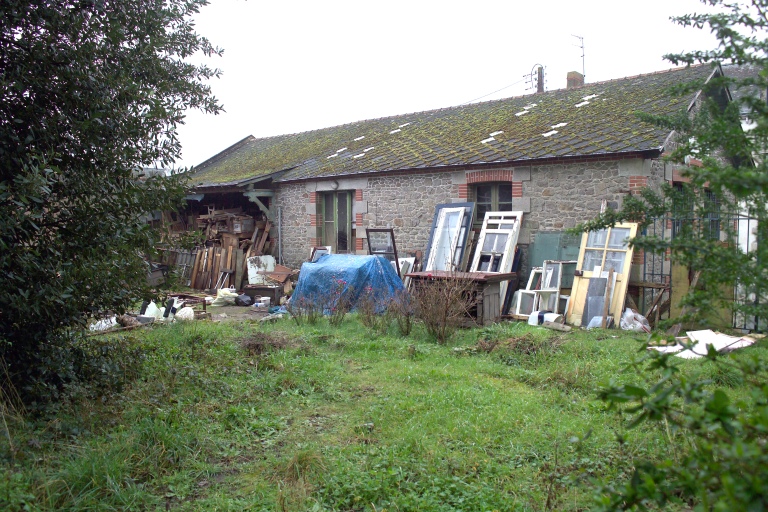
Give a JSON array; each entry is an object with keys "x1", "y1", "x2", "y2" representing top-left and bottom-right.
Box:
[{"x1": 174, "y1": 0, "x2": 719, "y2": 169}]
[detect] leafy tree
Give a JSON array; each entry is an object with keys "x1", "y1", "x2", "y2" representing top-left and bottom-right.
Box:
[
  {"x1": 581, "y1": 1, "x2": 768, "y2": 509},
  {"x1": 0, "y1": 0, "x2": 221, "y2": 402}
]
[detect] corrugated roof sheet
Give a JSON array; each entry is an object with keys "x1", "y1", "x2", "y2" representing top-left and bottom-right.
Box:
[{"x1": 188, "y1": 64, "x2": 717, "y2": 188}]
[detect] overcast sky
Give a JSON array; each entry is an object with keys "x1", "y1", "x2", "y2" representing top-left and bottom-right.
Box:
[{"x1": 173, "y1": 0, "x2": 719, "y2": 169}]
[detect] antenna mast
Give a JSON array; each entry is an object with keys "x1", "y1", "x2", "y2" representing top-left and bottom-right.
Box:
[
  {"x1": 525, "y1": 64, "x2": 546, "y2": 93},
  {"x1": 571, "y1": 34, "x2": 585, "y2": 79}
]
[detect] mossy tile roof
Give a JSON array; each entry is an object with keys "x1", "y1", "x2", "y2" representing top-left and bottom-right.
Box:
[{"x1": 188, "y1": 64, "x2": 716, "y2": 188}]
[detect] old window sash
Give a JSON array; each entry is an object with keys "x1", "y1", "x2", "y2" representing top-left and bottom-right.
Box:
[
  {"x1": 366, "y1": 228, "x2": 401, "y2": 277},
  {"x1": 469, "y1": 211, "x2": 523, "y2": 313},
  {"x1": 566, "y1": 222, "x2": 638, "y2": 326},
  {"x1": 321, "y1": 191, "x2": 352, "y2": 253},
  {"x1": 473, "y1": 183, "x2": 513, "y2": 228},
  {"x1": 423, "y1": 202, "x2": 475, "y2": 272}
]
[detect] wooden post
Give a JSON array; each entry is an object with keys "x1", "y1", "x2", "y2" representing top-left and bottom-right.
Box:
[{"x1": 601, "y1": 268, "x2": 614, "y2": 328}]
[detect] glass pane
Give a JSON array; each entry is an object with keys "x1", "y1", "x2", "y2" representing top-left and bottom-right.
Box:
[
  {"x1": 586, "y1": 229, "x2": 608, "y2": 248},
  {"x1": 497, "y1": 202, "x2": 514, "y2": 212},
  {"x1": 337, "y1": 193, "x2": 348, "y2": 252},
  {"x1": 582, "y1": 249, "x2": 603, "y2": 272},
  {"x1": 368, "y1": 231, "x2": 393, "y2": 257},
  {"x1": 608, "y1": 228, "x2": 630, "y2": 249},
  {"x1": 432, "y1": 210, "x2": 462, "y2": 270},
  {"x1": 604, "y1": 251, "x2": 625, "y2": 273},
  {"x1": 482, "y1": 233, "x2": 508, "y2": 253},
  {"x1": 476, "y1": 185, "x2": 493, "y2": 204},
  {"x1": 542, "y1": 263, "x2": 560, "y2": 288},
  {"x1": 518, "y1": 291, "x2": 535, "y2": 315},
  {"x1": 497, "y1": 183, "x2": 512, "y2": 203},
  {"x1": 475, "y1": 203, "x2": 489, "y2": 223}
]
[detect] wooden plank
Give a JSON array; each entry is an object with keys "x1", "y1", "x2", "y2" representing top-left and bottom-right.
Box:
[
  {"x1": 234, "y1": 249, "x2": 244, "y2": 291},
  {"x1": 211, "y1": 248, "x2": 221, "y2": 290},
  {"x1": 255, "y1": 220, "x2": 272, "y2": 255},
  {"x1": 225, "y1": 248, "x2": 233, "y2": 288},
  {"x1": 542, "y1": 321, "x2": 572, "y2": 332},
  {"x1": 190, "y1": 249, "x2": 203, "y2": 289}
]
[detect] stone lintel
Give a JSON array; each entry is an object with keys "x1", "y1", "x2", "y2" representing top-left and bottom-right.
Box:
[
  {"x1": 450, "y1": 170, "x2": 468, "y2": 185},
  {"x1": 618, "y1": 158, "x2": 652, "y2": 177},
  {"x1": 513, "y1": 166, "x2": 531, "y2": 181},
  {"x1": 307, "y1": 177, "x2": 369, "y2": 192}
]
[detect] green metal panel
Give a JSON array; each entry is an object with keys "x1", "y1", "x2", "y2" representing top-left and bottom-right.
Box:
[{"x1": 529, "y1": 232, "x2": 581, "y2": 283}]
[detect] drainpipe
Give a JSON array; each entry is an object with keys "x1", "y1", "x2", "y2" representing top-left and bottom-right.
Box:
[{"x1": 278, "y1": 206, "x2": 283, "y2": 265}]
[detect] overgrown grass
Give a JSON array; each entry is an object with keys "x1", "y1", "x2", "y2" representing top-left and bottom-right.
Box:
[{"x1": 1, "y1": 316, "x2": 765, "y2": 510}]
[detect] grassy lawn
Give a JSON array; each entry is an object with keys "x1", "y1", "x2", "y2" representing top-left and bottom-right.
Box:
[{"x1": 1, "y1": 315, "x2": 763, "y2": 511}]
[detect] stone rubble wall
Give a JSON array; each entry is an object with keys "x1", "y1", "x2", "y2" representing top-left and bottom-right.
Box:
[{"x1": 273, "y1": 156, "x2": 664, "y2": 271}]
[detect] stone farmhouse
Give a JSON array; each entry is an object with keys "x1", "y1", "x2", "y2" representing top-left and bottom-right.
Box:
[{"x1": 185, "y1": 64, "x2": 730, "y2": 286}]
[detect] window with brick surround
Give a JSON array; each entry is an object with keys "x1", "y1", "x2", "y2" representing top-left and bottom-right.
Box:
[
  {"x1": 320, "y1": 191, "x2": 353, "y2": 253},
  {"x1": 471, "y1": 182, "x2": 513, "y2": 227}
]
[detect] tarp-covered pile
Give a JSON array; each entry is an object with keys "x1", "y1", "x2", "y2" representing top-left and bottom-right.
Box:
[{"x1": 291, "y1": 254, "x2": 405, "y2": 313}]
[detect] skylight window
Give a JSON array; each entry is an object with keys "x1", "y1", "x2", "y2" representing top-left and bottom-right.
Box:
[
  {"x1": 489, "y1": 131, "x2": 504, "y2": 136},
  {"x1": 336, "y1": 147, "x2": 347, "y2": 152},
  {"x1": 574, "y1": 101, "x2": 590, "y2": 107},
  {"x1": 353, "y1": 153, "x2": 365, "y2": 158},
  {"x1": 389, "y1": 129, "x2": 401, "y2": 134},
  {"x1": 551, "y1": 122, "x2": 568, "y2": 129},
  {"x1": 354, "y1": 136, "x2": 365, "y2": 141},
  {"x1": 481, "y1": 137, "x2": 496, "y2": 144},
  {"x1": 363, "y1": 147, "x2": 374, "y2": 152},
  {"x1": 582, "y1": 94, "x2": 599, "y2": 100},
  {"x1": 398, "y1": 122, "x2": 411, "y2": 128},
  {"x1": 515, "y1": 111, "x2": 529, "y2": 117},
  {"x1": 542, "y1": 130, "x2": 558, "y2": 137}
]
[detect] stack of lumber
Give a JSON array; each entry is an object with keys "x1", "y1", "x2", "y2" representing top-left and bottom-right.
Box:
[
  {"x1": 189, "y1": 220, "x2": 272, "y2": 291},
  {"x1": 197, "y1": 207, "x2": 256, "y2": 240}
]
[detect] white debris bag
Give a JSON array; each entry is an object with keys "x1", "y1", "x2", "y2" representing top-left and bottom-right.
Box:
[
  {"x1": 90, "y1": 316, "x2": 117, "y2": 331},
  {"x1": 175, "y1": 307, "x2": 195, "y2": 321},
  {"x1": 620, "y1": 308, "x2": 651, "y2": 333}
]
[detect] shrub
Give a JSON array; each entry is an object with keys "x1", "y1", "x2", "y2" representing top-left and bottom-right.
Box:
[{"x1": 411, "y1": 273, "x2": 477, "y2": 344}]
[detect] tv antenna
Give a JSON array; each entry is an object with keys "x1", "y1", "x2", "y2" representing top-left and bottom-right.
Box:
[{"x1": 572, "y1": 34, "x2": 585, "y2": 79}]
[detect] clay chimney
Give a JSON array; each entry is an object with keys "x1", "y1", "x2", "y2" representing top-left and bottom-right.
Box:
[{"x1": 567, "y1": 71, "x2": 584, "y2": 89}]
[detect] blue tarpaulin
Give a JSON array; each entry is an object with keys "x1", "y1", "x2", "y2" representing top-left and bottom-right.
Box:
[{"x1": 291, "y1": 254, "x2": 405, "y2": 313}]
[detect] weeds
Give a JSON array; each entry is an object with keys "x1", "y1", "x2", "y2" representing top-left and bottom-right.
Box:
[
  {"x1": 357, "y1": 288, "x2": 390, "y2": 335},
  {"x1": 411, "y1": 273, "x2": 478, "y2": 344},
  {"x1": 287, "y1": 296, "x2": 322, "y2": 326},
  {"x1": 388, "y1": 289, "x2": 415, "y2": 336}
]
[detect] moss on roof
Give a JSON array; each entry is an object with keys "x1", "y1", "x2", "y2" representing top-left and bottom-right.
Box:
[{"x1": 188, "y1": 64, "x2": 717, "y2": 188}]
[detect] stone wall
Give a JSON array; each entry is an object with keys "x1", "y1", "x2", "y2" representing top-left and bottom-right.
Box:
[
  {"x1": 273, "y1": 182, "x2": 313, "y2": 268},
  {"x1": 363, "y1": 172, "x2": 462, "y2": 256},
  {"x1": 273, "y1": 156, "x2": 665, "y2": 271}
]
